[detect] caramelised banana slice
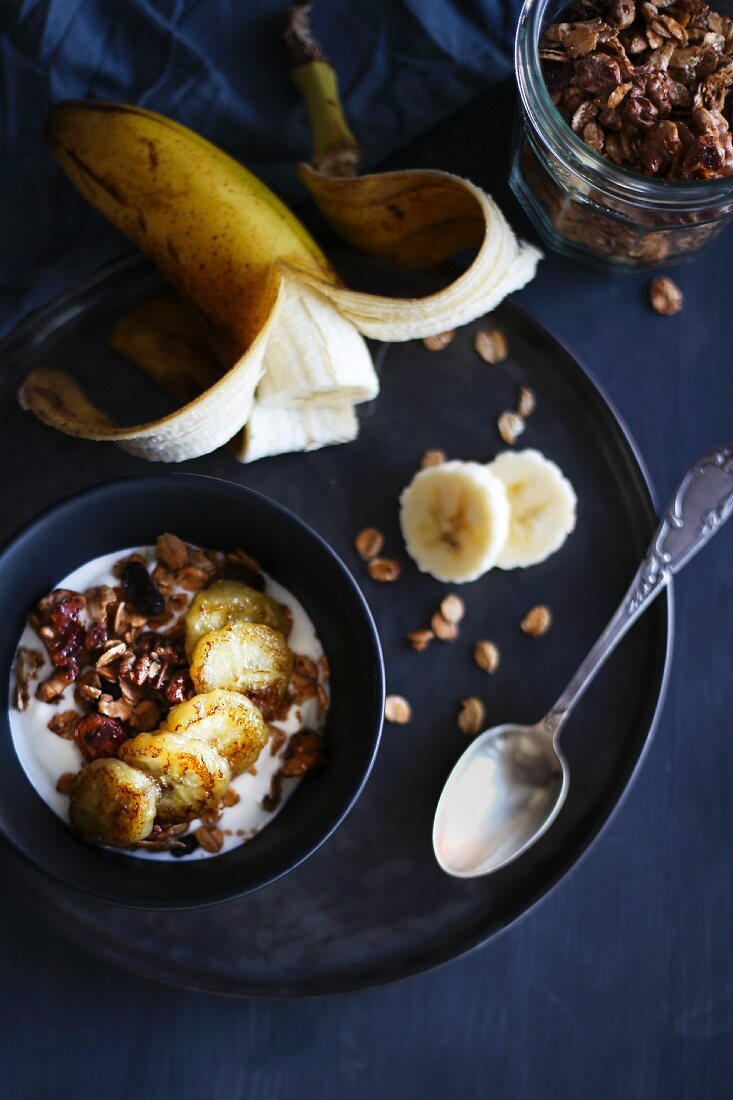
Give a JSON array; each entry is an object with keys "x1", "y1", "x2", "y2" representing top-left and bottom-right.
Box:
[
  {"x1": 69, "y1": 758, "x2": 159, "y2": 846},
  {"x1": 164, "y1": 690, "x2": 268, "y2": 777},
  {"x1": 184, "y1": 579, "x2": 287, "y2": 658},
  {"x1": 119, "y1": 731, "x2": 231, "y2": 825},
  {"x1": 190, "y1": 620, "x2": 294, "y2": 718}
]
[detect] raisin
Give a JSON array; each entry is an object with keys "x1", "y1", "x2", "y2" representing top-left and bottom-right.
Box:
[
  {"x1": 121, "y1": 561, "x2": 165, "y2": 616},
  {"x1": 74, "y1": 713, "x2": 129, "y2": 761}
]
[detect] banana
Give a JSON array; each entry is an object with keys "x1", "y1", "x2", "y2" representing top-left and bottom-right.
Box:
[
  {"x1": 487, "y1": 450, "x2": 577, "y2": 569},
  {"x1": 237, "y1": 402, "x2": 358, "y2": 462},
  {"x1": 163, "y1": 690, "x2": 269, "y2": 777},
  {"x1": 399, "y1": 461, "x2": 510, "y2": 583},
  {"x1": 190, "y1": 620, "x2": 294, "y2": 718},
  {"x1": 256, "y1": 279, "x2": 378, "y2": 408},
  {"x1": 185, "y1": 580, "x2": 287, "y2": 658},
  {"x1": 69, "y1": 758, "x2": 159, "y2": 846},
  {"x1": 119, "y1": 731, "x2": 231, "y2": 825},
  {"x1": 21, "y1": 98, "x2": 539, "y2": 463}
]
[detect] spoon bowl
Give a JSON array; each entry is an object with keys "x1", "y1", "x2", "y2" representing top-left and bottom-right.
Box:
[{"x1": 433, "y1": 723, "x2": 568, "y2": 878}]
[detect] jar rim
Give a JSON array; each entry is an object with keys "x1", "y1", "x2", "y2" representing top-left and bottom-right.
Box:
[{"x1": 515, "y1": 0, "x2": 733, "y2": 211}]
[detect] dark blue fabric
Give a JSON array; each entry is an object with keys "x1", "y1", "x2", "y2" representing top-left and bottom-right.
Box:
[{"x1": 0, "y1": 0, "x2": 519, "y2": 339}]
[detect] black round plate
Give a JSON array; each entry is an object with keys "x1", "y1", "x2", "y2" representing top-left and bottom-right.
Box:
[{"x1": 0, "y1": 252, "x2": 671, "y2": 996}]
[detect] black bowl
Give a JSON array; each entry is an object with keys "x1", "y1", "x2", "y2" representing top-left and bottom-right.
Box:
[{"x1": 0, "y1": 475, "x2": 384, "y2": 909}]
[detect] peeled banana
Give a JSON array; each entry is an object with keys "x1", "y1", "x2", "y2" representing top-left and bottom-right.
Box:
[
  {"x1": 488, "y1": 450, "x2": 577, "y2": 569},
  {"x1": 400, "y1": 461, "x2": 511, "y2": 583},
  {"x1": 21, "y1": 88, "x2": 539, "y2": 463}
]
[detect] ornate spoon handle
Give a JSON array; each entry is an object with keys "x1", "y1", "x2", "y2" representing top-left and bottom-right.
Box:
[{"x1": 544, "y1": 445, "x2": 733, "y2": 738}]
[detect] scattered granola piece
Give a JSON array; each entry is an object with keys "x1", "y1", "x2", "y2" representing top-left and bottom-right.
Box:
[
  {"x1": 221, "y1": 787, "x2": 240, "y2": 808},
  {"x1": 355, "y1": 526, "x2": 385, "y2": 561},
  {"x1": 421, "y1": 449, "x2": 446, "y2": 469},
  {"x1": 457, "y1": 696, "x2": 486, "y2": 736},
  {"x1": 56, "y1": 772, "x2": 77, "y2": 796},
  {"x1": 367, "y1": 557, "x2": 402, "y2": 582},
  {"x1": 195, "y1": 825, "x2": 224, "y2": 853},
  {"x1": 47, "y1": 710, "x2": 78, "y2": 740},
  {"x1": 474, "y1": 640, "x2": 500, "y2": 673},
  {"x1": 649, "y1": 276, "x2": 683, "y2": 316},
  {"x1": 423, "y1": 330, "x2": 455, "y2": 351},
  {"x1": 385, "y1": 695, "x2": 412, "y2": 724},
  {"x1": 475, "y1": 328, "x2": 508, "y2": 364},
  {"x1": 517, "y1": 385, "x2": 536, "y2": 418},
  {"x1": 156, "y1": 532, "x2": 189, "y2": 571},
  {"x1": 269, "y1": 724, "x2": 287, "y2": 756},
  {"x1": 262, "y1": 773, "x2": 283, "y2": 812},
  {"x1": 406, "y1": 629, "x2": 435, "y2": 652},
  {"x1": 521, "y1": 604, "x2": 552, "y2": 637},
  {"x1": 498, "y1": 411, "x2": 526, "y2": 446},
  {"x1": 12, "y1": 646, "x2": 43, "y2": 711},
  {"x1": 440, "y1": 594, "x2": 465, "y2": 624},
  {"x1": 431, "y1": 611, "x2": 459, "y2": 642}
]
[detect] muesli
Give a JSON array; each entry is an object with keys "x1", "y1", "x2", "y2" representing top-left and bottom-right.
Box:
[{"x1": 10, "y1": 536, "x2": 328, "y2": 859}]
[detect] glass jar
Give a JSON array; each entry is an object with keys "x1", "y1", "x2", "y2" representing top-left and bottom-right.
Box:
[{"x1": 511, "y1": 0, "x2": 733, "y2": 271}]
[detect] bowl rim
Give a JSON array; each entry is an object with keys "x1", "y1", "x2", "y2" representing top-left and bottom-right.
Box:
[{"x1": 0, "y1": 473, "x2": 385, "y2": 909}]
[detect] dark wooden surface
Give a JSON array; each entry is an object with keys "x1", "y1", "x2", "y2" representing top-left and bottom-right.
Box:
[{"x1": 1, "y1": 85, "x2": 732, "y2": 1098}]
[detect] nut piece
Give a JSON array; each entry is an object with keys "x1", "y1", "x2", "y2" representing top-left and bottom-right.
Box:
[
  {"x1": 406, "y1": 629, "x2": 434, "y2": 652},
  {"x1": 498, "y1": 411, "x2": 526, "y2": 446},
  {"x1": 474, "y1": 328, "x2": 508, "y2": 364},
  {"x1": 355, "y1": 526, "x2": 385, "y2": 561},
  {"x1": 457, "y1": 696, "x2": 486, "y2": 736},
  {"x1": 421, "y1": 449, "x2": 446, "y2": 469},
  {"x1": 521, "y1": 604, "x2": 552, "y2": 637},
  {"x1": 649, "y1": 277, "x2": 683, "y2": 316},
  {"x1": 440, "y1": 594, "x2": 465, "y2": 624},
  {"x1": 367, "y1": 557, "x2": 402, "y2": 582},
  {"x1": 423, "y1": 330, "x2": 455, "y2": 352},
  {"x1": 156, "y1": 532, "x2": 189, "y2": 571},
  {"x1": 195, "y1": 825, "x2": 224, "y2": 853},
  {"x1": 431, "y1": 612, "x2": 459, "y2": 642},
  {"x1": 517, "y1": 385, "x2": 536, "y2": 418},
  {"x1": 474, "y1": 640, "x2": 500, "y2": 673},
  {"x1": 385, "y1": 695, "x2": 412, "y2": 724}
]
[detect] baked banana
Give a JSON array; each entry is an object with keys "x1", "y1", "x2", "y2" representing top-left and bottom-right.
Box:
[
  {"x1": 69, "y1": 758, "x2": 159, "y2": 846},
  {"x1": 119, "y1": 731, "x2": 231, "y2": 825},
  {"x1": 163, "y1": 689, "x2": 268, "y2": 777},
  {"x1": 190, "y1": 620, "x2": 293, "y2": 718}
]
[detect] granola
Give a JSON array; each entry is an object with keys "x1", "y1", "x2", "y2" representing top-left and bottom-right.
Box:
[
  {"x1": 542, "y1": 0, "x2": 733, "y2": 181},
  {"x1": 12, "y1": 538, "x2": 330, "y2": 859}
]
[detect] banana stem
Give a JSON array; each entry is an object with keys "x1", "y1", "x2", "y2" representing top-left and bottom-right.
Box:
[{"x1": 284, "y1": 3, "x2": 362, "y2": 178}]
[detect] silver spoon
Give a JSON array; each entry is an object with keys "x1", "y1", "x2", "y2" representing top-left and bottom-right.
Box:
[{"x1": 433, "y1": 445, "x2": 733, "y2": 879}]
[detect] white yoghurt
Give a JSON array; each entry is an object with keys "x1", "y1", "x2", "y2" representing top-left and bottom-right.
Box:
[{"x1": 8, "y1": 546, "x2": 327, "y2": 861}]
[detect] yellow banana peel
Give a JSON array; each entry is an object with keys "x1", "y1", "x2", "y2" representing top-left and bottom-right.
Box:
[{"x1": 20, "y1": 19, "x2": 540, "y2": 463}]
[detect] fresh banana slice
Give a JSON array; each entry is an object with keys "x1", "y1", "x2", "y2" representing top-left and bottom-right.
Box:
[
  {"x1": 119, "y1": 731, "x2": 231, "y2": 825},
  {"x1": 185, "y1": 580, "x2": 287, "y2": 658},
  {"x1": 69, "y1": 758, "x2": 159, "y2": 846},
  {"x1": 163, "y1": 690, "x2": 269, "y2": 777},
  {"x1": 488, "y1": 449, "x2": 577, "y2": 569},
  {"x1": 190, "y1": 620, "x2": 294, "y2": 718},
  {"x1": 399, "y1": 460, "x2": 510, "y2": 583},
  {"x1": 237, "y1": 402, "x2": 358, "y2": 463},
  {"x1": 255, "y1": 279, "x2": 379, "y2": 409}
]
